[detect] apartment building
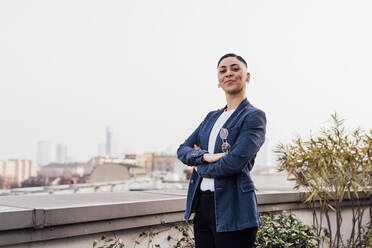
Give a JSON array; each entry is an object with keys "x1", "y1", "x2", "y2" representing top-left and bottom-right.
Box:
[{"x1": 0, "y1": 159, "x2": 37, "y2": 187}]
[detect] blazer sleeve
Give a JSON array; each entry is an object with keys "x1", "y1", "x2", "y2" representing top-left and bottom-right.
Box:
[
  {"x1": 177, "y1": 113, "x2": 210, "y2": 166},
  {"x1": 196, "y1": 109, "x2": 266, "y2": 178}
]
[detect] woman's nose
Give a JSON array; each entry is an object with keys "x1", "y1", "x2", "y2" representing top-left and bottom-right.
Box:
[{"x1": 226, "y1": 70, "x2": 233, "y2": 77}]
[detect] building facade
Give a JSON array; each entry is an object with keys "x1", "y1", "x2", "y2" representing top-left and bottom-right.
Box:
[
  {"x1": 56, "y1": 144, "x2": 68, "y2": 163},
  {"x1": 105, "y1": 127, "x2": 112, "y2": 157},
  {"x1": 136, "y1": 153, "x2": 177, "y2": 172},
  {"x1": 0, "y1": 159, "x2": 37, "y2": 187},
  {"x1": 39, "y1": 163, "x2": 92, "y2": 178},
  {"x1": 89, "y1": 163, "x2": 145, "y2": 183},
  {"x1": 37, "y1": 141, "x2": 56, "y2": 166}
]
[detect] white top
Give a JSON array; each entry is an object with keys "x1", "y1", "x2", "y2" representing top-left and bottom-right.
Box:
[{"x1": 200, "y1": 108, "x2": 235, "y2": 191}]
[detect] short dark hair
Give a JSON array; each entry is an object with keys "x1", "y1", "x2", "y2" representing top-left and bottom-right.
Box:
[{"x1": 217, "y1": 53, "x2": 247, "y2": 68}]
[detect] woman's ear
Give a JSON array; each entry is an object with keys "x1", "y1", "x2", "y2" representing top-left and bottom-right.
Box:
[{"x1": 246, "y1": 72, "x2": 251, "y2": 83}]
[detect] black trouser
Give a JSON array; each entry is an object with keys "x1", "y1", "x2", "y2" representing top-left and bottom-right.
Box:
[{"x1": 193, "y1": 190, "x2": 258, "y2": 248}]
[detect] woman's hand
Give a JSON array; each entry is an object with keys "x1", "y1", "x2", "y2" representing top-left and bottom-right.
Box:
[
  {"x1": 202, "y1": 153, "x2": 226, "y2": 163},
  {"x1": 193, "y1": 144, "x2": 226, "y2": 164}
]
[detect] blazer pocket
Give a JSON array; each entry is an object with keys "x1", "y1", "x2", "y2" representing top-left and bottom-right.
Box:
[{"x1": 239, "y1": 182, "x2": 255, "y2": 192}]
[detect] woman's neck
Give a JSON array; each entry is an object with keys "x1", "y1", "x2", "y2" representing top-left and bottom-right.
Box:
[{"x1": 225, "y1": 91, "x2": 246, "y2": 111}]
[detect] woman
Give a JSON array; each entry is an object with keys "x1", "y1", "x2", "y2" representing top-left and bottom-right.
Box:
[{"x1": 177, "y1": 53, "x2": 266, "y2": 248}]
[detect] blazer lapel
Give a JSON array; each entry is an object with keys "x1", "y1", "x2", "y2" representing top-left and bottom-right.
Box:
[
  {"x1": 202, "y1": 109, "x2": 224, "y2": 150},
  {"x1": 214, "y1": 98, "x2": 250, "y2": 153},
  {"x1": 223, "y1": 98, "x2": 250, "y2": 129}
]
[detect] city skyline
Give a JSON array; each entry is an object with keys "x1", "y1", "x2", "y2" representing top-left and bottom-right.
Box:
[
  {"x1": 9, "y1": 132, "x2": 282, "y2": 169},
  {"x1": 37, "y1": 141, "x2": 68, "y2": 166},
  {"x1": 1, "y1": 0, "x2": 371, "y2": 162}
]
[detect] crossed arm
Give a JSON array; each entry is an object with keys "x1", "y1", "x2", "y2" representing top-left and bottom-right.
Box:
[
  {"x1": 177, "y1": 113, "x2": 225, "y2": 166},
  {"x1": 177, "y1": 109, "x2": 266, "y2": 179},
  {"x1": 193, "y1": 144, "x2": 225, "y2": 170}
]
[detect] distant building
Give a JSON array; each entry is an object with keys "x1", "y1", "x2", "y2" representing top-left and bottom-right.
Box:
[
  {"x1": 39, "y1": 162, "x2": 92, "y2": 178},
  {"x1": 136, "y1": 153, "x2": 177, "y2": 172},
  {"x1": 125, "y1": 154, "x2": 136, "y2": 160},
  {"x1": 89, "y1": 156, "x2": 137, "y2": 166},
  {"x1": 106, "y1": 126, "x2": 113, "y2": 157},
  {"x1": 0, "y1": 159, "x2": 37, "y2": 187},
  {"x1": 97, "y1": 126, "x2": 119, "y2": 157},
  {"x1": 37, "y1": 141, "x2": 56, "y2": 166},
  {"x1": 136, "y1": 153, "x2": 153, "y2": 172},
  {"x1": 56, "y1": 144, "x2": 67, "y2": 163},
  {"x1": 153, "y1": 154, "x2": 177, "y2": 172},
  {"x1": 90, "y1": 163, "x2": 145, "y2": 183}
]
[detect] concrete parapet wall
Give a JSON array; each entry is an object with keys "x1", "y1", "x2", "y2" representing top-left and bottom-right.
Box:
[{"x1": 0, "y1": 189, "x2": 370, "y2": 248}]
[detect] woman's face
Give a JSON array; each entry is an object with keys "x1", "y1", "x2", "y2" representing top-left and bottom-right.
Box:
[{"x1": 217, "y1": 57, "x2": 250, "y2": 95}]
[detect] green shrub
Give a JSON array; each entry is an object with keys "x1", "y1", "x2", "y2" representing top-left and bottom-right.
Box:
[
  {"x1": 349, "y1": 222, "x2": 372, "y2": 248},
  {"x1": 93, "y1": 212, "x2": 321, "y2": 248},
  {"x1": 360, "y1": 224, "x2": 372, "y2": 248},
  {"x1": 276, "y1": 114, "x2": 372, "y2": 247},
  {"x1": 255, "y1": 212, "x2": 320, "y2": 248}
]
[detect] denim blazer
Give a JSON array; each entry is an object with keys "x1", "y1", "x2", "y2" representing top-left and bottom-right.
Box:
[{"x1": 177, "y1": 98, "x2": 266, "y2": 232}]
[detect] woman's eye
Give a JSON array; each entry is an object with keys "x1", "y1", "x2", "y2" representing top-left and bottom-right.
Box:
[
  {"x1": 232, "y1": 67, "x2": 240, "y2": 71},
  {"x1": 219, "y1": 70, "x2": 226, "y2": 73}
]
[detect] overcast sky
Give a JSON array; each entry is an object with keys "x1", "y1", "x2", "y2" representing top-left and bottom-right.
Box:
[{"x1": 0, "y1": 0, "x2": 371, "y2": 162}]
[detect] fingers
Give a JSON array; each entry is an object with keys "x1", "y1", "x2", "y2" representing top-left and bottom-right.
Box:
[
  {"x1": 218, "y1": 152, "x2": 226, "y2": 158},
  {"x1": 213, "y1": 156, "x2": 222, "y2": 162},
  {"x1": 203, "y1": 154, "x2": 221, "y2": 163},
  {"x1": 202, "y1": 153, "x2": 227, "y2": 163},
  {"x1": 194, "y1": 144, "x2": 201, "y2": 150}
]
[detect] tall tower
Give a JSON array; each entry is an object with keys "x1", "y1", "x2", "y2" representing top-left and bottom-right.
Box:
[
  {"x1": 37, "y1": 141, "x2": 56, "y2": 166},
  {"x1": 56, "y1": 144, "x2": 67, "y2": 163},
  {"x1": 105, "y1": 126, "x2": 112, "y2": 157}
]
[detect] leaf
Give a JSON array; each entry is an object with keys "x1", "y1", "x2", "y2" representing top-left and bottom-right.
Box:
[
  {"x1": 305, "y1": 190, "x2": 317, "y2": 203},
  {"x1": 105, "y1": 238, "x2": 114, "y2": 243}
]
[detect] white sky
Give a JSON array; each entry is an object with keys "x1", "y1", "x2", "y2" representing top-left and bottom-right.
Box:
[{"x1": 0, "y1": 0, "x2": 371, "y2": 162}]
